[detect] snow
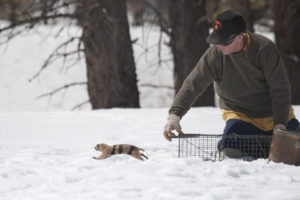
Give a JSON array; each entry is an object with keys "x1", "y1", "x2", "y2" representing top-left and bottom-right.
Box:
[
  {"x1": 1, "y1": 22, "x2": 300, "y2": 200},
  {"x1": 1, "y1": 108, "x2": 300, "y2": 200}
]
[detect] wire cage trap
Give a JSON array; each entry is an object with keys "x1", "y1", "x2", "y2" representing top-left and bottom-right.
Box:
[{"x1": 171, "y1": 134, "x2": 272, "y2": 161}]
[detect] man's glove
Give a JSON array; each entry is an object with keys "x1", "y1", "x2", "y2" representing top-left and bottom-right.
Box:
[
  {"x1": 163, "y1": 114, "x2": 184, "y2": 142},
  {"x1": 274, "y1": 123, "x2": 287, "y2": 130}
]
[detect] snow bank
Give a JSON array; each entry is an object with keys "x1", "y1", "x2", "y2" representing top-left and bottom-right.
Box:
[{"x1": 1, "y1": 107, "x2": 300, "y2": 200}]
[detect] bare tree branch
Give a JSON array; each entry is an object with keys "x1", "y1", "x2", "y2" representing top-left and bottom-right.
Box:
[
  {"x1": 71, "y1": 100, "x2": 90, "y2": 111},
  {"x1": 28, "y1": 36, "x2": 82, "y2": 82},
  {"x1": 0, "y1": 0, "x2": 141, "y2": 110},
  {"x1": 143, "y1": 0, "x2": 170, "y2": 35},
  {"x1": 139, "y1": 83, "x2": 173, "y2": 90},
  {"x1": 0, "y1": 13, "x2": 75, "y2": 33},
  {"x1": 36, "y1": 81, "x2": 87, "y2": 100}
]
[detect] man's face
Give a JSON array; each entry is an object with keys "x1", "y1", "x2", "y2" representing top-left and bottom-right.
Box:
[{"x1": 216, "y1": 34, "x2": 243, "y2": 55}]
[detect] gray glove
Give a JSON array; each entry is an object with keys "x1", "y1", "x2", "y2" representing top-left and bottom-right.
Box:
[
  {"x1": 274, "y1": 123, "x2": 287, "y2": 130},
  {"x1": 163, "y1": 114, "x2": 184, "y2": 141}
]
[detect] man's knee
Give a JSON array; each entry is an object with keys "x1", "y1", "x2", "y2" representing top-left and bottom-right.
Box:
[{"x1": 287, "y1": 118, "x2": 300, "y2": 131}]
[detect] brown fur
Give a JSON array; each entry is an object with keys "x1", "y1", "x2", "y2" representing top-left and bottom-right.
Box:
[{"x1": 93, "y1": 143, "x2": 148, "y2": 161}]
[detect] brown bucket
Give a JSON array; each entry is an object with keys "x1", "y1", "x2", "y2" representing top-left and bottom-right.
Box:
[{"x1": 269, "y1": 129, "x2": 300, "y2": 165}]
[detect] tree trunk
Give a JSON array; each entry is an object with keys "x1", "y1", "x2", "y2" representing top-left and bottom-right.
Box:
[
  {"x1": 170, "y1": 0, "x2": 215, "y2": 107},
  {"x1": 77, "y1": 0, "x2": 140, "y2": 108},
  {"x1": 273, "y1": 0, "x2": 300, "y2": 104},
  {"x1": 221, "y1": 0, "x2": 254, "y2": 32}
]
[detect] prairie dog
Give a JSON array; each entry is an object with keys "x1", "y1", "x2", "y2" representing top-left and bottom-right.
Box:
[{"x1": 93, "y1": 143, "x2": 148, "y2": 161}]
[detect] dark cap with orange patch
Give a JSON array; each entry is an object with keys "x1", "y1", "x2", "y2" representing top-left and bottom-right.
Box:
[{"x1": 206, "y1": 10, "x2": 246, "y2": 45}]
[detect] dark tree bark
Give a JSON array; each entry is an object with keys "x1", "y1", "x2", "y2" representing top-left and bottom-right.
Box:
[
  {"x1": 273, "y1": 0, "x2": 300, "y2": 104},
  {"x1": 170, "y1": 0, "x2": 215, "y2": 106},
  {"x1": 77, "y1": 0, "x2": 140, "y2": 108},
  {"x1": 0, "y1": 0, "x2": 140, "y2": 109},
  {"x1": 221, "y1": 0, "x2": 254, "y2": 32}
]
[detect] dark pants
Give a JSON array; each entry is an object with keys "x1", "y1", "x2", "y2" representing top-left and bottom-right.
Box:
[
  {"x1": 224, "y1": 118, "x2": 300, "y2": 135},
  {"x1": 218, "y1": 118, "x2": 300, "y2": 158}
]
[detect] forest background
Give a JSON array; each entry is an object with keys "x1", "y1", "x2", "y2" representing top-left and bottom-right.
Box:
[{"x1": 1, "y1": 0, "x2": 299, "y2": 111}]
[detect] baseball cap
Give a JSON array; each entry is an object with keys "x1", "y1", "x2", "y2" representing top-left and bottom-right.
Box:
[{"x1": 206, "y1": 10, "x2": 246, "y2": 45}]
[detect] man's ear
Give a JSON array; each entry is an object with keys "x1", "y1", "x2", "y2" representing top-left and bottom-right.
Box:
[{"x1": 236, "y1": 34, "x2": 244, "y2": 41}]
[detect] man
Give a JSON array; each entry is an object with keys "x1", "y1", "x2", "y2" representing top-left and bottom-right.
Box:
[{"x1": 163, "y1": 11, "x2": 299, "y2": 155}]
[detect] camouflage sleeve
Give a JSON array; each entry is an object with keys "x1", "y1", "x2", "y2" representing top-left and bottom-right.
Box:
[{"x1": 260, "y1": 43, "x2": 291, "y2": 126}]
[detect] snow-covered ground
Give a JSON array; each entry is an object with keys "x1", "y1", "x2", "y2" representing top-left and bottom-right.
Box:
[
  {"x1": 1, "y1": 107, "x2": 300, "y2": 200},
  {"x1": 1, "y1": 22, "x2": 300, "y2": 200}
]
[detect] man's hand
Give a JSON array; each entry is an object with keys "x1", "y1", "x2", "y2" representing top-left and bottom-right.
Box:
[
  {"x1": 274, "y1": 123, "x2": 287, "y2": 130},
  {"x1": 163, "y1": 114, "x2": 184, "y2": 142}
]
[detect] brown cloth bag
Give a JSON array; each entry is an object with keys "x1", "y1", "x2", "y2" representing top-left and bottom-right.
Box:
[{"x1": 269, "y1": 129, "x2": 300, "y2": 165}]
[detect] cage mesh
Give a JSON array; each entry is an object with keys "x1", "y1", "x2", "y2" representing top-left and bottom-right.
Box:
[{"x1": 171, "y1": 134, "x2": 272, "y2": 161}]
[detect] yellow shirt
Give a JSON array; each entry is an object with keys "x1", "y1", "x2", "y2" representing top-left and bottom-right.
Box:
[{"x1": 222, "y1": 107, "x2": 295, "y2": 131}]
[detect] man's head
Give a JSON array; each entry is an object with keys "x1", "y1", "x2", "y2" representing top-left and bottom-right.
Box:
[{"x1": 206, "y1": 10, "x2": 246, "y2": 55}]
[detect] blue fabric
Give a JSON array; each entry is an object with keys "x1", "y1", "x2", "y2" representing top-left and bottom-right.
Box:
[
  {"x1": 218, "y1": 118, "x2": 300, "y2": 158},
  {"x1": 224, "y1": 118, "x2": 300, "y2": 135}
]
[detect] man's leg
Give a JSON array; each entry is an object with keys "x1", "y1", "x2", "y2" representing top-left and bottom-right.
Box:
[
  {"x1": 287, "y1": 118, "x2": 300, "y2": 131},
  {"x1": 223, "y1": 119, "x2": 272, "y2": 135},
  {"x1": 223, "y1": 118, "x2": 300, "y2": 135},
  {"x1": 219, "y1": 119, "x2": 272, "y2": 158},
  {"x1": 220, "y1": 118, "x2": 300, "y2": 158}
]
